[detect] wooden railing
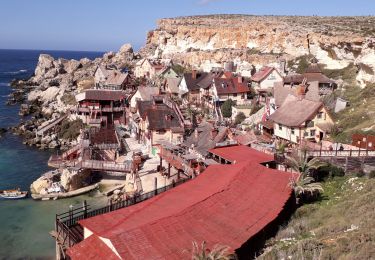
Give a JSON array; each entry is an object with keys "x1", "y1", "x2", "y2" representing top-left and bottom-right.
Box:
[
  {"x1": 307, "y1": 149, "x2": 375, "y2": 158},
  {"x1": 81, "y1": 160, "x2": 132, "y2": 172}
]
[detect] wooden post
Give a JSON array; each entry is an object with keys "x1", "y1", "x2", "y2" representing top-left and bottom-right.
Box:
[
  {"x1": 154, "y1": 177, "x2": 158, "y2": 195},
  {"x1": 319, "y1": 143, "x2": 322, "y2": 157},
  {"x1": 83, "y1": 200, "x2": 87, "y2": 219},
  {"x1": 349, "y1": 149, "x2": 352, "y2": 157},
  {"x1": 168, "y1": 163, "x2": 171, "y2": 178},
  {"x1": 358, "y1": 147, "x2": 361, "y2": 157},
  {"x1": 172, "y1": 179, "x2": 176, "y2": 188},
  {"x1": 345, "y1": 157, "x2": 348, "y2": 173},
  {"x1": 69, "y1": 205, "x2": 73, "y2": 227}
]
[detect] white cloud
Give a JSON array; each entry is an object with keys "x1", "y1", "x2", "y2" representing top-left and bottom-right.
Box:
[{"x1": 198, "y1": 0, "x2": 222, "y2": 5}]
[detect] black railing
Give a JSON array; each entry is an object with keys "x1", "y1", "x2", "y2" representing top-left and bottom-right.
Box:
[{"x1": 56, "y1": 177, "x2": 190, "y2": 228}]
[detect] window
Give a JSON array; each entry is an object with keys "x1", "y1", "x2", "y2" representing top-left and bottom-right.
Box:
[
  {"x1": 317, "y1": 112, "x2": 324, "y2": 119},
  {"x1": 233, "y1": 93, "x2": 237, "y2": 97},
  {"x1": 278, "y1": 124, "x2": 282, "y2": 130},
  {"x1": 310, "y1": 130, "x2": 316, "y2": 136},
  {"x1": 306, "y1": 120, "x2": 314, "y2": 127},
  {"x1": 291, "y1": 128, "x2": 295, "y2": 135},
  {"x1": 304, "y1": 131, "x2": 309, "y2": 137}
]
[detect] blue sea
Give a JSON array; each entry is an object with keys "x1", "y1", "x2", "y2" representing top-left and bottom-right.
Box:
[{"x1": 0, "y1": 49, "x2": 104, "y2": 259}]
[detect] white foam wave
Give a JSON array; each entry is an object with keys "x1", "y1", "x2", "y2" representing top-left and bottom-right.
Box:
[
  {"x1": 0, "y1": 82, "x2": 10, "y2": 87},
  {"x1": 2, "y1": 69, "x2": 28, "y2": 75}
]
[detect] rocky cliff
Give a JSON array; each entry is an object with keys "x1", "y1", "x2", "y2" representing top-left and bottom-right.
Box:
[
  {"x1": 142, "y1": 15, "x2": 375, "y2": 86},
  {"x1": 10, "y1": 44, "x2": 134, "y2": 149}
]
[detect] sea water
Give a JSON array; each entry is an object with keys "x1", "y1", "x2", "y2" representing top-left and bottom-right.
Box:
[{"x1": 0, "y1": 49, "x2": 104, "y2": 259}]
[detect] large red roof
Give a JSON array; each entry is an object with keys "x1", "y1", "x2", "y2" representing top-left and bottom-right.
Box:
[
  {"x1": 209, "y1": 145, "x2": 274, "y2": 163},
  {"x1": 67, "y1": 233, "x2": 119, "y2": 260},
  {"x1": 68, "y1": 146, "x2": 292, "y2": 260}
]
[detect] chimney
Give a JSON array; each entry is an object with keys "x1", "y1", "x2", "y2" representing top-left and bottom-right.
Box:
[
  {"x1": 192, "y1": 70, "x2": 197, "y2": 80},
  {"x1": 238, "y1": 76, "x2": 243, "y2": 83},
  {"x1": 296, "y1": 84, "x2": 306, "y2": 100}
]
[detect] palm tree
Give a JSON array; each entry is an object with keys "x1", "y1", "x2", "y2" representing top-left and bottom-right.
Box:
[
  {"x1": 286, "y1": 152, "x2": 326, "y2": 202},
  {"x1": 290, "y1": 175, "x2": 324, "y2": 199},
  {"x1": 286, "y1": 153, "x2": 327, "y2": 178},
  {"x1": 191, "y1": 241, "x2": 234, "y2": 260}
]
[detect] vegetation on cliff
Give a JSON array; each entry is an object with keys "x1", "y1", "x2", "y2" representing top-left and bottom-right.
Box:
[{"x1": 259, "y1": 175, "x2": 375, "y2": 259}]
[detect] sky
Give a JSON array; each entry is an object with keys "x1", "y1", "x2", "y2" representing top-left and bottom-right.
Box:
[{"x1": 0, "y1": 0, "x2": 374, "y2": 52}]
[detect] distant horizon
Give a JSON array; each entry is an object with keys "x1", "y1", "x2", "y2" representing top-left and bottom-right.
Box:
[{"x1": 1, "y1": 0, "x2": 374, "y2": 51}]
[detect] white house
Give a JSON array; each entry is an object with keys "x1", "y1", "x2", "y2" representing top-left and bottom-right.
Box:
[{"x1": 251, "y1": 66, "x2": 283, "y2": 91}]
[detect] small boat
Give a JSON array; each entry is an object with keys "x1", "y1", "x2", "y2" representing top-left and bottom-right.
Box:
[{"x1": 0, "y1": 188, "x2": 28, "y2": 199}]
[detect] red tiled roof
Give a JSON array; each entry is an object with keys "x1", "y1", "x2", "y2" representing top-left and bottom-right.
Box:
[
  {"x1": 251, "y1": 66, "x2": 275, "y2": 82},
  {"x1": 214, "y1": 77, "x2": 250, "y2": 95},
  {"x1": 67, "y1": 233, "x2": 119, "y2": 260},
  {"x1": 209, "y1": 145, "x2": 273, "y2": 163},
  {"x1": 70, "y1": 146, "x2": 292, "y2": 260},
  {"x1": 76, "y1": 90, "x2": 127, "y2": 102}
]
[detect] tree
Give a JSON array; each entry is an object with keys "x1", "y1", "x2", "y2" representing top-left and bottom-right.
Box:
[
  {"x1": 221, "y1": 99, "x2": 234, "y2": 118},
  {"x1": 286, "y1": 153, "x2": 327, "y2": 178},
  {"x1": 234, "y1": 112, "x2": 246, "y2": 125},
  {"x1": 289, "y1": 174, "x2": 324, "y2": 202},
  {"x1": 286, "y1": 153, "x2": 326, "y2": 203},
  {"x1": 191, "y1": 241, "x2": 233, "y2": 260}
]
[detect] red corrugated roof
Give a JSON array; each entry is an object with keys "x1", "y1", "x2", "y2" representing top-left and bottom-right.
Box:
[
  {"x1": 67, "y1": 233, "x2": 119, "y2": 260},
  {"x1": 209, "y1": 145, "x2": 273, "y2": 163},
  {"x1": 69, "y1": 146, "x2": 292, "y2": 260}
]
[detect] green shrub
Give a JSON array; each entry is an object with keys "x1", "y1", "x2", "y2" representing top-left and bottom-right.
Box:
[
  {"x1": 61, "y1": 93, "x2": 77, "y2": 105},
  {"x1": 368, "y1": 171, "x2": 375, "y2": 179},
  {"x1": 355, "y1": 171, "x2": 365, "y2": 178},
  {"x1": 58, "y1": 119, "x2": 83, "y2": 141},
  {"x1": 221, "y1": 99, "x2": 234, "y2": 118},
  {"x1": 234, "y1": 112, "x2": 246, "y2": 125}
]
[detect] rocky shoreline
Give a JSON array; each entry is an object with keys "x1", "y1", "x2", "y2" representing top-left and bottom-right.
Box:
[{"x1": 5, "y1": 44, "x2": 135, "y2": 150}]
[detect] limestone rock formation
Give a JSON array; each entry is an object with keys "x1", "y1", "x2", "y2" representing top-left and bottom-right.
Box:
[{"x1": 141, "y1": 15, "x2": 375, "y2": 85}]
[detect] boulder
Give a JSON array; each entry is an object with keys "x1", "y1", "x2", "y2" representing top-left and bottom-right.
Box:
[
  {"x1": 34, "y1": 54, "x2": 55, "y2": 80},
  {"x1": 65, "y1": 59, "x2": 82, "y2": 74},
  {"x1": 119, "y1": 43, "x2": 133, "y2": 55},
  {"x1": 31, "y1": 177, "x2": 50, "y2": 194},
  {"x1": 40, "y1": 86, "x2": 60, "y2": 103}
]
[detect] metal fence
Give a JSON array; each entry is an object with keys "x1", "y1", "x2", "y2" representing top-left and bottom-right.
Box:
[{"x1": 57, "y1": 177, "x2": 191, "y2": 228}]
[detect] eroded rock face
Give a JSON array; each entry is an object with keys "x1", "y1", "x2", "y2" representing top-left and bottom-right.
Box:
[{"x1": 141, "y1": 15, "x2": 375, "y2": 85}]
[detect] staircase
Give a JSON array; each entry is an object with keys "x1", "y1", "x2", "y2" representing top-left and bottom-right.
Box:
[{"x1": 36, "y1": 114, "x2": 68, "y2": 137}]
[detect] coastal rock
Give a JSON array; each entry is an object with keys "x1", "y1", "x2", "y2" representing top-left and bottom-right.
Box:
[
  {"x1": 0, "y1": 128, "x2": 7, "y2": 137},
  {"x1": 34, "y1": 54, "x2": 55, "y2": 82},
  {"x1": 31, "y1": 177, "x2": 50, "y2": 194},
  {"x1": 40, "y1": 86, "x2": 60, "y2": 103}
]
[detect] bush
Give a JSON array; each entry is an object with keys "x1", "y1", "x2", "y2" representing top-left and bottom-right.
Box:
[
  {"x1": 234, "y1": 112, "x2": 246, "y2": 125},
  {"x1": 221, "y1": 99, "x2": 234, "y2": 118},
  {"x1": 58, "y1": 119, "x2": 83, "y2": 141},
  {"x1": 368, "y1": 171, "x2": 375, "y2": 179},
  {"x1": 355, "y1": 171, "x2": 365, "y2": 178},
  {"x1": 61, "y1": 93, "x2": 77, "y2": 105}
]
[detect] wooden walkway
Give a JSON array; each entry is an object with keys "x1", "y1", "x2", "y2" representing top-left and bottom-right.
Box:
[{"x1": 79, "y1": 159, "x2": 132, "y2": 172}]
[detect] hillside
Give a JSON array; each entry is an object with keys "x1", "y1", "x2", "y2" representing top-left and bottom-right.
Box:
[
  {"x1": 259, "y1": 176, "x2": 375, "y2": 259},
  {"x1": 142, "y1": 15, "x2": 375, "y2": 86}
]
